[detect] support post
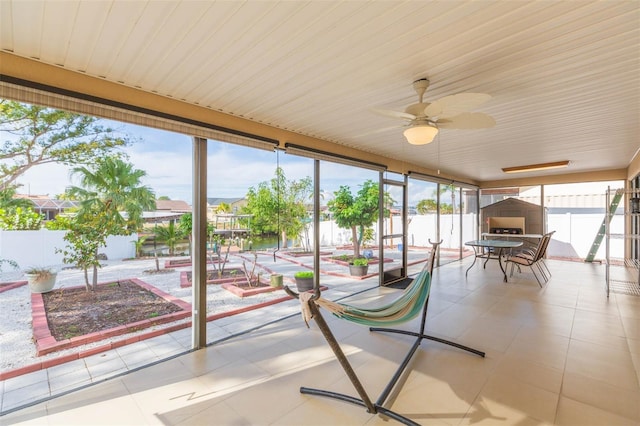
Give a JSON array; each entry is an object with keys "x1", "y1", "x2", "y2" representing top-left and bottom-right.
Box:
[{"x1": 192, "y1": 137, "x2": 207, "y2": 349}]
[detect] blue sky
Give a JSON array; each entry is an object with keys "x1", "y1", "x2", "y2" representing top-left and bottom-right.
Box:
[
  {"x1": 14, "y1": 120, "x2": 381, "y2": 205},
  {"x1": 11, "y1": 118, "x2": 619, "y2": 206}
]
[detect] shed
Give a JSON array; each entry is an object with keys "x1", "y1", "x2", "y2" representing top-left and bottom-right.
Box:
[{"x1": 481, "y1": 198, "x2": 545, "y2": 235}]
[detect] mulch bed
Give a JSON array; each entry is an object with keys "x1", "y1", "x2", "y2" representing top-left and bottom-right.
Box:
[{"x1": 42, "y1": 280, "x2": 185, "y2": 341}]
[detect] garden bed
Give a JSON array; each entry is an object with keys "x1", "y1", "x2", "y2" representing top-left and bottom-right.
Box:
[
  {"x1": 285, "y1": 250, "x2": 333, "y2": 257},
  {"x1": 164, "y1": 256, "x2": 223, "y2": 268},
  {"x1": 221, "y1": 280, "x2": 280, "y2": 297},
  {"x1": 321, "y1": 255, "x2": 392, "y2": 266},
  {"x1": 179, "y1": 268, "x2": 255, "y2": 287},
  {"x1": 32, "y1": 278, "x2": 191, "y2": 356}
]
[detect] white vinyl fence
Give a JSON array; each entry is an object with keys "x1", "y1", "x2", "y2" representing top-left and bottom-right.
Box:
[
  {"x1": 0, "y1": 230, "x2": 137, "y2": 270},
  {"x1": 0, "y1": 212, "x2": 621, "y2": 270}
]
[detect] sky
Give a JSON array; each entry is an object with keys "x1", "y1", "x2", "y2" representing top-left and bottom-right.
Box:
[
  {"x1": 9, "y1": 117, "x2": 623, "y2": 207},
  {"x1": 13, "y1": 119, "x2": 381, "y2": 205}
]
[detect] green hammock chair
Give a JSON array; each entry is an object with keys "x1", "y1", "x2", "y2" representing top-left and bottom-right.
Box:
[{"x1": 285, "y1": 241, "x2": 484, "y2": 426}]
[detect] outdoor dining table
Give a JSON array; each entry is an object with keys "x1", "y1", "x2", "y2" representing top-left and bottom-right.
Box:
[{"x1": 465, "y1": 239, "x2": 523, "y2": 282}]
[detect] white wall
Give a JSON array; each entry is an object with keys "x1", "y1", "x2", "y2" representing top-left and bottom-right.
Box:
[
  {"x1": 315, "y1": 213, "x2": 477, "y2": 250},
  {"x1": 0, "y1": 230, "x2": 137, "y2": 269},
  {"x1": 547, "y1": 213, "x2": 623, "y2": 259},
  {"x1": 314, "y1": 212, "x2": 621, "y2": 260}
]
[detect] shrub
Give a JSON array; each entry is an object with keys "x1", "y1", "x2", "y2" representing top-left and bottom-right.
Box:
[
  {"x1": 0, "y1": 207, "x2": 43, "y2": 230},
  {"x1": 351, "y1": 257, "x2": 368, "y2": 266},
  {"x1": 294, "y1": 271, "x2": 313, "y2": 279}
]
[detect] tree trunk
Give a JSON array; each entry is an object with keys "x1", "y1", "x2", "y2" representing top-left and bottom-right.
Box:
[
  {"x1": 83, "y1": 268, "x2": 90, "y2": 291},
  {"x1": 92, "y1": 264, "x2": 98, "y2": 290},
  {"x1": 281, "y1": 230, "x2": 288, "y2": 248},
  {"x1": 351, "y1": 225, "x2": 360, "y2": 258}
]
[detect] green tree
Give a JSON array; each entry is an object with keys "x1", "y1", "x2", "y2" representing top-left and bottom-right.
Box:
[
  {"x1": 0, "y1": 186, "x2": 33, "y2": 211},
  {"x1": 328, "y1": 180, "x2": 389, "y2": 258},
  {"x1": 68, "y1": 157, "x2": 156, "y2": 234},
  {"x1": 0, "y1": 206, "x2": 43, "y2": 230},
  {"x1": 216, "y1": 202, "x2": 231, "y2": 213},
  {"x1": 57, "y1": 210, "x2": 112, "y2": 290},
  {"x1": 0, "y1": 100, "x2": 130, "y2": 187},
  {"x1": 131, "y1": 235, "x2": 148, "y2": 258},
  {"x1": 243, "y1": 167, "x2": 312, "y2": 248},
  {"x1": 416, "y1": 198, "x2": 437, "y2": 214},
  {"x1": 178, "y1": 213, "x2": 193, "y2": 256},
  {"x1": 154, "y1": 221, "x2": 184, "y2": 256},
  {"x1": 62, "y1": 157, "x2": 156, "y2": 288}
]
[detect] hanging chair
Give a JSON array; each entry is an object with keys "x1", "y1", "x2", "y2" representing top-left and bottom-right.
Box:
[{"x1": 284, "y1": 240, "x2": 484, "y2": 426}]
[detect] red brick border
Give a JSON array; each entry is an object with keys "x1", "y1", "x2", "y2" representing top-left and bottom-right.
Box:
[
  {"x1": 0, "y1": 280, "x2": 27, "y2": 293},
  {"x1": 31, "y1": 278, "x2": 191, "y2": 356},
  {"x1": 0, "y1": 282, "x2": 300, "y2": 381}
]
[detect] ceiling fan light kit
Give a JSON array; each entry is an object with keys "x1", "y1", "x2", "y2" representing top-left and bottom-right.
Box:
[
  {"x1": 372, "y1": 78, "x2": 495, "y2": 145},
  {"x1": 502, "y1": 160, "x2": 570, "y2": 174},
  {"x1": 403, "y1": 124, "x2": 439, "y2": 145}
]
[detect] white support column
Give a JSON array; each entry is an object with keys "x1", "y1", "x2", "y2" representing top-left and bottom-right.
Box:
[{"x1": 192, "y1": 137, "x2": 207, "y2": 348}]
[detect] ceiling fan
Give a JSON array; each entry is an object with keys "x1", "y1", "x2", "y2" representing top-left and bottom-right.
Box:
[{"x1": 372, "y1": 78, "x2": 495, "y2": 145}]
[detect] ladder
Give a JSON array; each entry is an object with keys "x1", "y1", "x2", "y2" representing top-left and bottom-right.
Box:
[{"x1": 585, "y1": 189, "x2": 623, "y2": 262}]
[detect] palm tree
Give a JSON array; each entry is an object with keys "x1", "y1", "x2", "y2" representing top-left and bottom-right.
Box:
[
  {"x1": 154, "y1": 221, "x2": 183, "y2": 256},
  {"x1": 64, "y1": 157, "x2": 156, "y2": 288},
  {"x1": 68, "y1": 157, "x2": 156, "y2": 233}
]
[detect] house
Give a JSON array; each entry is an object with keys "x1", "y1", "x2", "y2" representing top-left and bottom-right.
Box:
[
  {"x1": 206, "y1": 197, "x2": 246, "y2": 219},
  {"x1": 142, "y1": 199, "x2": 191, "y2": 224},
  {"x1": 15, "y1": 194, "x2": 79, "y2": 221}
]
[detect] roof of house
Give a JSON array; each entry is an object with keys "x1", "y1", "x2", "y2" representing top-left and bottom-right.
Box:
[
  {"x1": 15, "y1": 194, "x2": 79, "y2": 210},
  {"x1": 155, "y1": 199, "x2": 191, "y2": 212},
  {"x1": 481, "y1": 197, "x2": 541, "y2": 210}
]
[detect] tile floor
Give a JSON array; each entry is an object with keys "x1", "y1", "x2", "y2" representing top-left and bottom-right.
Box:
[{"x1": 2, "y1": 258, "x2": 639, "y2": 425}]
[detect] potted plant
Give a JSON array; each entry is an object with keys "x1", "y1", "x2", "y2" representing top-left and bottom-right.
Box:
[
  {"x1": 24, "y1": 267, "x2": 57, "y2": 293},
  {"x1": 294, "y1": 271, "x2": 314, "y2": 292},
  {"x1": 349, "y1": 257, "x2": 369, "y2": 276}
]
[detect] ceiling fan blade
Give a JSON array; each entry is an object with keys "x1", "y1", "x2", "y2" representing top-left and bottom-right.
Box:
[
  {"x1": 370, "y1": 108, "x2": 415, "y2": 121},
  {"x1": 425, "y1": 93, "x2": 491, "y2": 119},
  {"x1": 422, "y1": 102, "x2": 443, "y2": 117},
  {"x1": 437, "y1": 112, "x2": 496, "y2": 129}
]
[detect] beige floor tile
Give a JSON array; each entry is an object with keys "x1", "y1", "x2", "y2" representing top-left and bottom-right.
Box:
[
  {"x1": 169, "y1": 399, "x2": 252, "y2": 425},
  {"x1": 273, "y1": 395, "x2": 374, "y2": 426},
  {"x1": 555, "y1": 396, "x2": 639, "y2": 426},
  {"x1": 565, "y1": 339, "x2": 638, "y2": 391},
  {"x1": 621, "y1": 316, "x2": 640, "y2": 340},
  {"x1": 466, "y1": 372, "x2": 559, "y2": 424},
  {"x1": 506, "y1": 327, "x2": 570, "y2": 370},
  {"x1": 561, "y1": 371, "x2": 640, "y2": 422},
  {"x1": 572, "y1": 309, "x2": 626, "y2": 338},
  {"x1": 391, "y1": 374, "x2": 477, "y2": 425},
  {"x1": 459, "y1": 315, "x2": 522, "y2": 353},
  {"x1": 494, "y1": 353, "x2": 563, "y2": 393}
]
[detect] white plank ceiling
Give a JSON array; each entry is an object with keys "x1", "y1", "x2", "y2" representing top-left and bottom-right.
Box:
[{"x1": 1, "y1": 0, "x2": 639, "y2": 183}]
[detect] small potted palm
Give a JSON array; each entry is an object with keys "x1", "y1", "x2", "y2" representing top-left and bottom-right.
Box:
[
  {"x1": 24, "y1": 266, "x2": 57, "y2": 293},
  {"x1": 349, "y1": 257, "x2": 369, "y2": 276},
  {"x1": 294, "y1": 271, "x2": 314, "y2": 292}
]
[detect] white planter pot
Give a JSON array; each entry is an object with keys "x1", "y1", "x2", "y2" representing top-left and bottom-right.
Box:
[{"x1": 26, "y1": 272, "x2": 57, "y2": 294}]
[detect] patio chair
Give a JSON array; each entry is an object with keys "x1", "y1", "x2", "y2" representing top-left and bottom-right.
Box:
[{"x1": 505, "y1": 231, "x2": 554, "y2": 286}]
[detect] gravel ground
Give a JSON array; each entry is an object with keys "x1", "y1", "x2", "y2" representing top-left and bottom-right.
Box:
[{"x1": 0, "y1": 249, "x2": 387, "y2": 373}]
